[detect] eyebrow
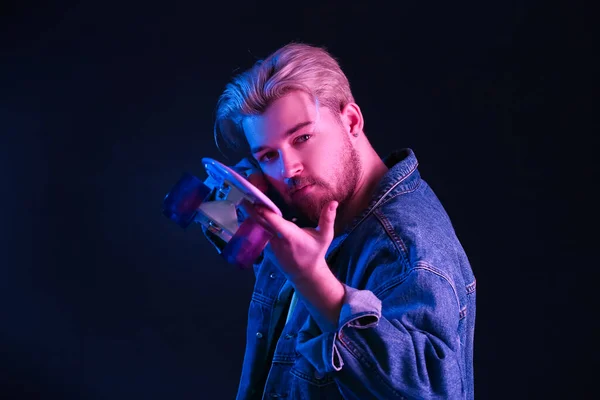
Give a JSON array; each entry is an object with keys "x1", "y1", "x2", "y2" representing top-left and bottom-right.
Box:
[{"x1": 250, "y1": 120, "x2": 313, "y2": 155}]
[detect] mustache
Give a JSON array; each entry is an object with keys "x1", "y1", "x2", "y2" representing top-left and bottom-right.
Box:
[{"x1": 287, "y1": 176, "x2": 321, "y2": 193}]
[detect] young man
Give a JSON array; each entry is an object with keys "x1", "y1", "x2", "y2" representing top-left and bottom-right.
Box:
[{"x1": 209, "y1": 43, "x2": 476, "y2": 399}]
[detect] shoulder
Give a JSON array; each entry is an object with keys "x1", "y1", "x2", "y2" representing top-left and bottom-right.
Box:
[
  {"x1": 337, "y1": 178, "x2": 471, "y2": 290},
  {"x1": 346, "y1": 178, "x2": 456, "y2": 261}
]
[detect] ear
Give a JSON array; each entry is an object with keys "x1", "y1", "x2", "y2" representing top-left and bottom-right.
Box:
[{"x1": 340, "y1": 102, "x2": 364, "y2": 139}]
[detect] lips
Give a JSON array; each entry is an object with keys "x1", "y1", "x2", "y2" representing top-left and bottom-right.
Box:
[{"x1": 290, "y1": 184, "x2": 313, "y2": 197}]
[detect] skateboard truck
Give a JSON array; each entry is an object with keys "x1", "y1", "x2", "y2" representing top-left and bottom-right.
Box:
[{"x1": 162, "y1": 158, "x2": 281, "y2": 269}]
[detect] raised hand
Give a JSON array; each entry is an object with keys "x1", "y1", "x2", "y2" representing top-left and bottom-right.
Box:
[{"x1": 254, "y1": 200, "x2": 338, "y2": 283}]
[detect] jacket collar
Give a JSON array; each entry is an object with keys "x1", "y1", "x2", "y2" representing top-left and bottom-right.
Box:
[{"x1": 326, "y1": 148, "x2": 420, "y2": 257}]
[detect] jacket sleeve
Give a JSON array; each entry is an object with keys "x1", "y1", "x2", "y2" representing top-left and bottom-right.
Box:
[{"x1": 296, "y1": 264, "x2": 465, "y2": 400}]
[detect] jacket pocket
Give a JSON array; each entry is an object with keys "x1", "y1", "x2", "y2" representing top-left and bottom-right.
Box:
[{"x1": 289, "y1": 356, "x2": 340, "y2": 399}]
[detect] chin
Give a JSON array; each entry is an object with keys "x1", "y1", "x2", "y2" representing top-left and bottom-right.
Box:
[{"x1": 293, "y1": 196, "x2": 328, "y2": 224}]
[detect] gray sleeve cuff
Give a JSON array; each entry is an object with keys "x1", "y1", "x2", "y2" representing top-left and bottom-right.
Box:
[
  {"x1": 338, "y1": 284, "x2": 381, "y2": 329},
  {"x1": 297, "y1": 284, "x2": 382, "y2": 374}
]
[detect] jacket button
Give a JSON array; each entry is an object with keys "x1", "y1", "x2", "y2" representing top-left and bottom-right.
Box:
[
  {"x1": 256, "y1": 332, "x2": 263, "y2": 338},
  {"x1": 269, "y1": 272, "x2": 276, "y2": 279}
]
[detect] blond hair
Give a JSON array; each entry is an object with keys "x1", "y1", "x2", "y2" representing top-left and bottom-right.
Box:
[{"x1": 214, "y1": 43, "x2": 354, "y2": 154}]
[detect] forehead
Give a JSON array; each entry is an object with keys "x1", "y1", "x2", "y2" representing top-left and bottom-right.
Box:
[{"x1": 243, "y1": 91, "x2": 318, "y2": 146}]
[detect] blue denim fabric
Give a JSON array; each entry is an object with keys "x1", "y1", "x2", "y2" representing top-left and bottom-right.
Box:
[{"x1": 234, "y1": 148, "x2": 476, "y2": 400}]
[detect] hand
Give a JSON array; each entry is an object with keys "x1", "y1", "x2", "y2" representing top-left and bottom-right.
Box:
[
  {"x1": 253, "y1": 200, "x2": 339, "y2": 283},
  {"x1": 252, "y1": 200, "x2": 345, "y2": 330},
  {"x1": 232, "y1": 158, "x2": 268, "y2": 194}
]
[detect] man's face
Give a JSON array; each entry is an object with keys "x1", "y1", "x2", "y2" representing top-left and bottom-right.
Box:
[{"x1": 243, "y1": 90, "x2": 361, "y2": 223}]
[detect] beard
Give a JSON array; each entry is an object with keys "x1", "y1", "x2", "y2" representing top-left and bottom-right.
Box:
[{"x1": 288, "y1": 137, "x2": 362, "y2": 224}]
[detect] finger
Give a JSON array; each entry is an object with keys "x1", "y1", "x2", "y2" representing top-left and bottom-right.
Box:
[
  {"x1": 247, "y1": 173, "x2": 268, "y2": 193},
  {"x1": 239, "y1": 200, "x2": 275, "y2": 233},
  {"x1": 316, "y1": 201, "x2": 338, "y2": 237},
  {"x1": 255, "y1": 205, "x2": 296, "y2": 240}
]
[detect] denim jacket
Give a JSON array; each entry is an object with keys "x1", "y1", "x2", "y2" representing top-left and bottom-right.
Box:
[{"x1": 234, "y1": 148, "x2": 476, "y2": 400}]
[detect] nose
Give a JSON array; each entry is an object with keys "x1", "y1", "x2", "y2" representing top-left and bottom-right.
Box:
[{"x1": 279, "y1": 150, "x2": 303, "y2": 181}]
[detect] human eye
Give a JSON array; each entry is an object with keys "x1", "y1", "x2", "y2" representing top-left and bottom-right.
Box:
[
  {"x1": 294, "y1": 134, "x2": 312, "y2": 144},
  {"x1": 259, "y1": 151, "x2": 278, "y2": 163}
]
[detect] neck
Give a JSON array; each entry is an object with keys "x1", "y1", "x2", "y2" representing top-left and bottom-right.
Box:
[{"x1": 334, "y1": 149, "x2": 388, "y2": 236}]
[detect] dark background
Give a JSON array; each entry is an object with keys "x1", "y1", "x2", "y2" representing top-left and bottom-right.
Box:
[{"x1": 1, "y1": 0, "x2": 594, "y2": 399}]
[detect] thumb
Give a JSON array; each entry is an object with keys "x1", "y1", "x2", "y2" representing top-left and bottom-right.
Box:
[
  {"x1": 255, "y1": 205, "x2": 295, "y2": 240},
  {"x1": 317, "y1": 201, "x2": 338, "y2": 237}
]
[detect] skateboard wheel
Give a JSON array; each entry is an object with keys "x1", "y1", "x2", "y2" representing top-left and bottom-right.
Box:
[
  {"x1": 221, "y1": 218, "x2": 273, "y2": 269},
  {"x1": 162, "y1": 173, "x2": 212, "y2": 228}
]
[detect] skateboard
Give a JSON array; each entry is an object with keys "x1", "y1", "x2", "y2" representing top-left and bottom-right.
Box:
[{"x1": 162, "y1": 158, "x2": 281, "y2": 269}]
